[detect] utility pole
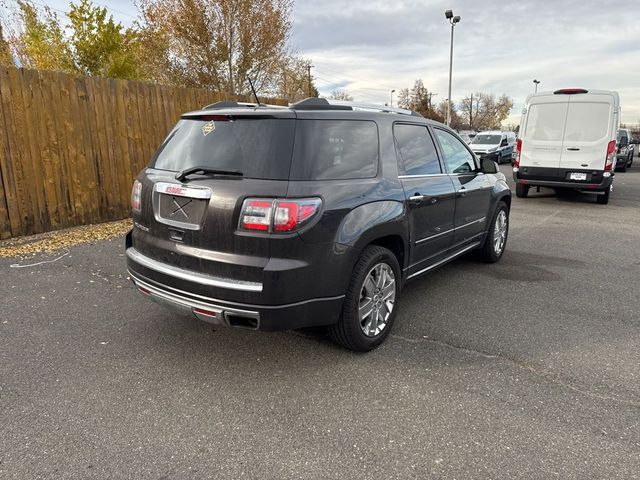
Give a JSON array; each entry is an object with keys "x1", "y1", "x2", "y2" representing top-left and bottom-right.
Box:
[
  {"x1": 307, "y1": 64, "x2": 314, "y2": 97},
  {"x1": 427, "y1": 92, "x2": 438, "y2": 111}
]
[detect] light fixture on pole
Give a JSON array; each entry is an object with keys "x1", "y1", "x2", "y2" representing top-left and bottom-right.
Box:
[
  {"x1": 445, "y1": 9, "x2": 461, "y2": 126},
  {"x1": 390, "y1": 89, "x2": 396, "y2": 107},
  {"x1": 533, "y1": 79, "x2": 540, "y2": 93}
]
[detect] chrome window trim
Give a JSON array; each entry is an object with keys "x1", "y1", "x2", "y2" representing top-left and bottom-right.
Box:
[{"x1": 398, "y1": 173, "x2": 450, "y2": 179}]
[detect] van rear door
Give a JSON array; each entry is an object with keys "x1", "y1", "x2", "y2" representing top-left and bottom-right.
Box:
[
  {"x1": 559, "y1": 94, "x2": 614, "y2": 171},
  {"x1": 520, "y1": 95, "x2": 568, "y2": 169}
]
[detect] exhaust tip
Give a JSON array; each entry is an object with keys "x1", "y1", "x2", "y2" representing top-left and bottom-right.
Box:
[{"x1": 225, "y1": 314, "x2": 259, "y2": 330}]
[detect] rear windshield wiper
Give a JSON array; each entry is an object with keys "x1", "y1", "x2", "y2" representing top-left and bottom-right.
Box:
[{"x1": 175, "y1": 166, "x2": 243, "y2": 182}]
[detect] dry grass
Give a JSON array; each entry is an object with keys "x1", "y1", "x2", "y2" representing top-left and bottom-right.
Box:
[{"x1": 0, "y1": 219, "x2": 132, "y2": 258}]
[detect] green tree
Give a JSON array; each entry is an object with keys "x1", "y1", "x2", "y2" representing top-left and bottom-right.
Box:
[
  {"x1": 67, "y1": 0, "x2": 142, "y2": 79},
  {"x1": 10, "y1": 0, "x2": 74, "y2": 72},
  {"x1": 397, "y1": 79, "x2": 443, "y2": 123},
  {"x1": 5, "y1": 0, "x2": 142, "y2": 79}
]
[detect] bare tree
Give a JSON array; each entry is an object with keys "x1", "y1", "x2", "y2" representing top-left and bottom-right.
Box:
[{"x1": 329, "y1": 89, "x2": 353, "y2": 101}]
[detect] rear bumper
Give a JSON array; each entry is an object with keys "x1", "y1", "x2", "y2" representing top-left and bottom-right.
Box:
[
  {"x1": 513, "y1": 167, "x2": 613, "y2": 191},
  {"x1": 127, "y1": 247, "x2": 344, "y2": 331}
]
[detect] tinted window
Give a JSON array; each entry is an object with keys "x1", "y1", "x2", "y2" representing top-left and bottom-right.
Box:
[
  {"x1": 564, "y1": 103, "x2": 610, "y2": 142},
  {"x1": 524, "y1": 103, "x2": 567, "y2": 141},
  {"x1": 471, "y1": 134, "x2": 501, "y2": 145},
  {"x1": 290, "y1": 120, "x2": 378, "y2": 180},
  {"x1": 394, "y1": 124, "x2": 441, "y2": 175},
  {"x1": 152, "y1": 118, "x2": 295, "y2": 180},
  {"x1": 434, "y1": 129, "x2": 476, "y2": 174}
]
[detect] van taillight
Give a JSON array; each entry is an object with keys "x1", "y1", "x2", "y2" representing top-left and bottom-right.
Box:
[
  {"x1": 131, "y1": 180, "x2": 142, "y2": 213},
  {"x1": 605, "y1": 140, "x2": 616, "y2": 172},
  {"x1": 239, "y1": 198, "x2": 321, "y2": 233},
  {"x1": 514, "y1": 138, "x2": 522, "y2": 167}
]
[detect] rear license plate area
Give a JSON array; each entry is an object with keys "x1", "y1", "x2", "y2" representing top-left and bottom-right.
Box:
[
  {"x1": 568, "y1": 172, "x2": 588, "y2": 181},
  {"x1": 154, "y1": 182, "x2": 211, "y2": 230}
]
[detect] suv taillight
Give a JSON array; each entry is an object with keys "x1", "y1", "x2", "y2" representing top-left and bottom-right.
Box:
[
  {"x1": 605, "y1": 140, "x2": 616, "y2": 172},
  {"x1": 513, "y1": 138, "x2": 522, "y2": 167},
  {"x1": 131, "y1": 180, "x2": 142, "y2": 213},
  {"x1": 239, "y1": 198, "x2": 322, "y2": 233}
]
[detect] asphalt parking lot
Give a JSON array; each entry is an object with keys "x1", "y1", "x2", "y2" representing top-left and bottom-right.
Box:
[{"x1": 1, "y1": 163, "x2": 639, "y2": 479}]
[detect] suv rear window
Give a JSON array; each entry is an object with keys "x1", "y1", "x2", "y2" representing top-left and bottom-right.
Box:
[
  {"x1": 290, "y1": 120, "x2": 379, "y2": 180},
  {"x1": 152, "y1": 118, "x2": 295, "y2": 180}
]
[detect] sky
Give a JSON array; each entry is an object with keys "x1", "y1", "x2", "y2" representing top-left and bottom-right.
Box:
[{"x1": 31, "y1": 0, "x2": 640, "y2": 124}]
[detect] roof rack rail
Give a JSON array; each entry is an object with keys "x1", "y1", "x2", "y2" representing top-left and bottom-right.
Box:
[
  {"x1": 290, "y1": 97, "x2": 422, "y2": 117},
  {"x1": 202, "y1": 100, "x2": 286, "y2": 110},
  {"x1": 290, "y1": 98, "x2": 352, "y2": 111}
]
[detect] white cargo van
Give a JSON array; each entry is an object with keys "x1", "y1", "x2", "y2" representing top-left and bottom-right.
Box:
[{"x1": 513, "y1": 88, "x2": 620, "y2": 204}]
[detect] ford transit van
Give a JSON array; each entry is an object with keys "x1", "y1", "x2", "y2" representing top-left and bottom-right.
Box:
[{"x1": 513, "y1": 89, "x2": 619, "y2": 204}]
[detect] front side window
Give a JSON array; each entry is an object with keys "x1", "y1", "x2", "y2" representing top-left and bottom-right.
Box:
[
  {"x1": 393, "y1": 124, "x2": 442, "y2": 176},
  {"x1": 290, "y1": 120, "x2": 379, "y2": 180},
  {"x1": 434, "y1": 128, "x2": 477, "y2": 174}
]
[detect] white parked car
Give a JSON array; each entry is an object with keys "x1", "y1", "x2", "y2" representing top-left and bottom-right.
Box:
[
  {"x1": 469, "y1": 130, "x2": 516, "y2": 164},
  {"x1": 513, "y1": 88, "x2": 620, "y2": 205}
]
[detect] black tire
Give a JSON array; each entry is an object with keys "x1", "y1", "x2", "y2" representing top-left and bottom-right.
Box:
[
  {"x1": 476, "y1": 201, "x2": 509, "y2": 263},
  {"x1": 515, "y1": 183, "x2": 529, "y2": 198},
  {"x1": 627, "y1": 155, "x2": 633, "y2": 168},
  {"x1": 619, "y1": 161, "x2": 627, "y2": 172},
  {"x1": 329, "y1": 245, "x2": 401, "y2": 352},
  {"x1": 597, "y1": 187, "x2": 610, "y2": 205}
]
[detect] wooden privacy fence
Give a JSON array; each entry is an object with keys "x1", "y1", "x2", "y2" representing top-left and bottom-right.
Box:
[{"x1": 0, "y1": 66, "x2": 286, "y2": 239}]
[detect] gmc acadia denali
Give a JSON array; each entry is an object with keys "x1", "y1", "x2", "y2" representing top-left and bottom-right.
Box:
[{"x1": 126, "y1": 98, "x2": 511, "y2": 351}]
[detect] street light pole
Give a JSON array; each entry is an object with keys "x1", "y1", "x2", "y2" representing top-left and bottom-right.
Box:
[
  {"x1": 445, "y1": 10, "x2": 461, "y2": 127},
  {"x1": 390, "y1": 89, "x2": 396, "y2": 108},
  {"x1": 533, "y1": 79, "x2": 540, "y2": 93}
]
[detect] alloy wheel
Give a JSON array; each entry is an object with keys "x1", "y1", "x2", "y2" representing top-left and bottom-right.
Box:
[{"x1": 358, "y1": 263, "x2": 396, "y2": 337}]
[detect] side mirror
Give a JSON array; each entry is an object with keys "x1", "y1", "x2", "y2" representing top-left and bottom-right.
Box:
[
  {"x1": 501, "y1": 139, "x2": 508, "y2": 147},
  {"x1": 481, "y1": 158, "x2": 498, "y2": 174}
]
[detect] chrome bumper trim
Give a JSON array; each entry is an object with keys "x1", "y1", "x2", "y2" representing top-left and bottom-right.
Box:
[
  {"x1": 126, "y1": 247, "x2": 263, "y2": 292},
  {"x1": 129, "y1": 271, "x2": 260, "y2": 328}
]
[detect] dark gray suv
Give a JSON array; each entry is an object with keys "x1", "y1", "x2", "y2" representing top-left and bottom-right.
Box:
[{"x1": 126, "y1": 98, "x2": 511, "y2": 351}]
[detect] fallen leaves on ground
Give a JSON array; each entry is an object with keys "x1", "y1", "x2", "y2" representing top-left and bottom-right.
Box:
[{"x1": 0, "y1": 219, "x2": 132, "y2": 258}]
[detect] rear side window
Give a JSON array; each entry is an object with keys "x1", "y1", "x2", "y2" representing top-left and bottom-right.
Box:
[
  {"x1": 564, "y1": 103, "x2": 610, "y2": 142},
  {"x1": 524, "y1": 103, "x2": 568, "y2": 141},
  {"x1": 152, "y1": 118, "x2": 295, "y2": 180},
  {"x1": 290, "y1": 120, "x2": 379, "y2": 180},
  {"x1": 394, "y1": 124, "x2": 442, "y2": 175}
]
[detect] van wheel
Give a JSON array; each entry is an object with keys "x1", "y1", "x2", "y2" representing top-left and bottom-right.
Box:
[
  {"x1": 330, "y1": 246, "x2": 401, "y2": 352},
  {"x1": 597, "y1": 187, "x2": 611, "y2": 205},
  {"x1": 515, "y1": 183, "x2": 529, "y2": 198},
  {"x1": 477, "y1": 202, "x2": 509, "y2": 263}
]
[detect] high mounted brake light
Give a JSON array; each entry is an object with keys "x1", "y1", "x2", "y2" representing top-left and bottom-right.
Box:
[
  {"x1": 239, "y1": 198, "x2": 322, "y2": 233},
  {"x1": 553, "y1": 88, "x2": 589, "y2": 95}
]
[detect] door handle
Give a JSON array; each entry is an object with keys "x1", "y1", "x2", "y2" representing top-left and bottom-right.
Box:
[
  {"x1": 457, "y1": 187, "x2": 467, "y2": 198},
  {"x1": 566, "y1": 147, "x2": 580, "y2": 151},
  {"x1": 409, "y1": 194, "x2": 425, "y2": 204}
]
